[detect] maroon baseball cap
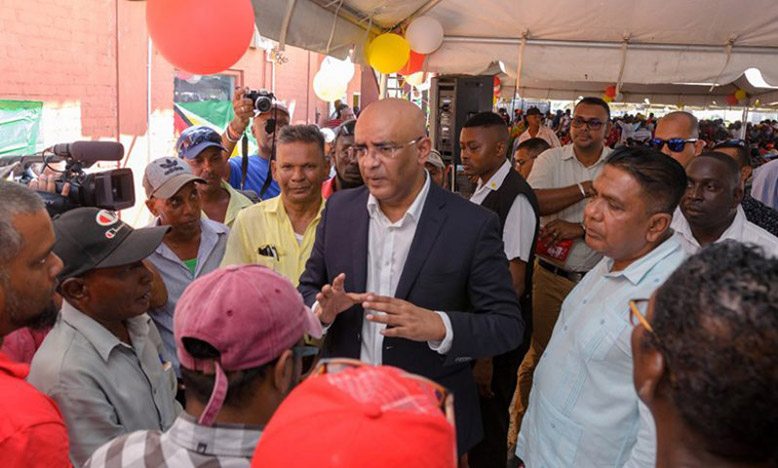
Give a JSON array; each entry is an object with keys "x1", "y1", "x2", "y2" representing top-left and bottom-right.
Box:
[{"x1": 174, "y1": 264, "x2": 322, "y2": 426}]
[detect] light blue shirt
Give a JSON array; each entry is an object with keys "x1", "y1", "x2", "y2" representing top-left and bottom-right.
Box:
[
  {"x1": 751, "y1": 158, "x2": 778, "y2": 211},
  {"x1": 517, "y1": 233, "x2": 686, "y2": 468},
  {"x1": 147, "y1": 219, "x2": 229, "y2": 375}
]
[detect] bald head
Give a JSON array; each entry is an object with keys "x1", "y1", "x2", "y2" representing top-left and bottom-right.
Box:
[
  {"x1": 658, "y1": 112, "x2": 699, "y2": 139},
  {"x1": 356, "y1": 98, "x2": 426, "y2": 142}
]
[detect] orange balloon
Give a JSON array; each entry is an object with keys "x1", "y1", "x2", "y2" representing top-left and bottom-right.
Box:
[
  {"x1": 605, "y1": 85, "x2": 617, "y2": 98},
  {"x1": 147, "y1": 0, "x2": 255, "y2": 75},
  {"x1": 398, "y1": 51, "x2": 426, "y2": 76}
]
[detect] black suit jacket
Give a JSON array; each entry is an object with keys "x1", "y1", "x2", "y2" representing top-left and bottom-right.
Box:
[{"x1": 298, "y1": 182, "x2": 524, "y2": 453}]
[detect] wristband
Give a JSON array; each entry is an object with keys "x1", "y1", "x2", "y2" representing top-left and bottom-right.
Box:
[
  {"x1": 577, "y1": 182, "x2": 588, "y2": 199},
  {"x1": 225, "y1": 122, "x2": 242, "y2": 143}
]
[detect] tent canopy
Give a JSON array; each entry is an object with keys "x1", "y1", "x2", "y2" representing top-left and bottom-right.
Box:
[{"x1": 254, "y1": 0, "x2": 778, "y2": 105}]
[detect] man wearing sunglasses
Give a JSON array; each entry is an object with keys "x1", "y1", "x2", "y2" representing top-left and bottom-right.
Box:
[
  {"x1": 85, "y1": 265, "x2": 321, "y2": 468},
  {"x1": 298, "y1": 98, "x2": 523, "y2": 456},
  {"x1": 513, "y1": 97, "x2": 611, "y2": 435},
  {"x1": 221, "y1": 88, "x2": 289, "y2": 199},
  {"x1": 517, "y1": 147, "x2": 687, "y2": 467},
  {"x1": 322, "y1": 119, "x2": 364, "y2": 199},
  {"x1": 714, "y1": 140, "x2": 778, "y2": 237},
  {"x1": 652, "y1": 111, "x2": 706, "y2": 168},
  {"x1": 671, "y1": 152, "x2": 778, "y2": 257},
  {"x1": 631, "y1": 241, "x2": 778, "y2": 468}
]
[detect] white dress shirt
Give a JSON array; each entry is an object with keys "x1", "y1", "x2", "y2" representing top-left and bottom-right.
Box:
[
  {"x1": 527, "y1": 144, "x2": 611, "y2": 271},
  {"x1": 517, "y1": 233, "x2": 686, "y2": 468},
  {"x1": 671, "y1": 205, "x2": 778, "y2": 257},
  {"x1": 360, "y1": 173, "x2": 453, "y2": 364},
  {"x1": 516, "y1": 126, "x2": 561, "y2": 149},
  {"x1": 470, "y1": 160, "x2": 536, "y2": 262}
]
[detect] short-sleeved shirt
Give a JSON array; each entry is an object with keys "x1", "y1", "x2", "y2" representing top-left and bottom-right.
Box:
[
  {"x1": 28, "y1": 303, "x2": 182, "y2": 466},
  {"x1": 515, "y1": 126, "x2": 561, "y2": 150},
  {"x1": 147, "y1": 219, "x2": 229, "y2": 375},
  {"x1": 227, "y1": 155, "x2": 280, "y2": 199},
  {"x1": 220, "y1": 196, "x2": 326, "y2": 286},
  {"x1": 671, "y1": 205, "x2": 778, "y2": 257},
  {"x1": 85, "y1": 412, "x2": 263, "y2": 468},
  {"x1": 527, "y1": 144, "x2": 611, "y2": 271},
  {"x1": 0, "y1": 352, "x2": 70, "y2": 467},
  {"x1": 200, "y1": 181, "x2": 253, "y2": 228},
  {"x1": 470, "y1": 160, "x2": 536, "y2": 262}
]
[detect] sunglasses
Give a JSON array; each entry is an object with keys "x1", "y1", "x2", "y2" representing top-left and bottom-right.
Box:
[
  {"x1": 714, "y1": 139, "x2": 747, "y2": 149},
  {"x1": 649, "y1": 138, "x2": 698, "y2": 152},
  {"x1": 571, "y1": 117, "x2": 604, "y2": 130},
  {"x1": 177, "y1": 127, "x2": 221, "y2": 155},
  {"x1": 292, "y1": 345, "x2": 320, "y2": 376},
  {"x1": 311, "y1": 358, "x2": 456, "y2": 426}
]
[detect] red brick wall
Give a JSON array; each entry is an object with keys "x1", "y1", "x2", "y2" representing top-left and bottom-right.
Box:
[{"x1": 0, "y1": 0, "x2": 369, "y2": 225}]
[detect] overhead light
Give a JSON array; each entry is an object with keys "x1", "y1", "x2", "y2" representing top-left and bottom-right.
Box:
[
  {"x1": 578, "y1": 95, "x2": 584, "y2": 100},
  {"x1": 712, "y1": 100, "x2": 718, "y2": 105},
  {"x1": 644, "y1": 98, "x2": 651, "y2": 105}
]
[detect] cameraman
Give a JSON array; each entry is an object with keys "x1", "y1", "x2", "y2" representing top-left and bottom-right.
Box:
[
  {"x1": 221, "y1": 87, "x2": 289, "y2": 199},
  {"x1": 0, "y1": 180, "x2": 70, "y2": 466}
]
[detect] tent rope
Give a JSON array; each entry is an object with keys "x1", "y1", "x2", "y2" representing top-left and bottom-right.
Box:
[
  {"x1": 514, "y1": 30, "x2": 529, "y2": 98},
  {"x1": 709, "y1": 36, "x2": 737, "y2": 92},
  {"x1": 278, "y1": 0, "x2": 298, "y2": 52},
  {"x1": 325, "y1": 0, "x2": 345, "y2": 55},
  {"x1": 615, "y1": 35, "x2": 630, "y2": 96}
]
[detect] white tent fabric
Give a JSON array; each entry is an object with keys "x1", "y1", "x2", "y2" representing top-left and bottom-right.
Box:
[{"x1": 254, "y1": 0, "x2": 778, "y2": 102}]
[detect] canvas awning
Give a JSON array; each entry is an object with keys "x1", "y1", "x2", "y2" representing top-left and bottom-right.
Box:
[{"x1": 253, "y1": 0, "x2": 778, "y2": 104}]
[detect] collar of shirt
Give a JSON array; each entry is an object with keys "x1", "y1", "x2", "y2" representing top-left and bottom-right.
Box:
[
  {"x1": 221, "y1": 181, "x2": 253, "y2": 225},
  {"x1": 262, "y1": 194, "x2": 327, "y2": 222},
  {"x1": 559, "y1": 143, "x2": 610, "y2": 166},
  {"x1": 152, "y1": 218, "x2": 229, "y2": 270},
  {"x1": 671, "y1": 205, "x2": 747, "y2": 249},
  {"x1": 471, "y1": 159, "x2": 512, "y2": 203},
  {"x1": 366, "y1": 172, "x2": 431, "y2": 227},
  {"x1": 166, "y1": 412, "x2": 263, "y2": 458},
  {"x1": 601, "y1": 232, "x2": 684, "y2": 285},
  {"x1": 60, "y1": 301, "x2": 152, "y2": 363}
]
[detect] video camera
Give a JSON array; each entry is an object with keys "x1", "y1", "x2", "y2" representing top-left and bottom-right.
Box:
[
  {"x1": 0, "y1": 141, "x2": 135, "y2": 217},
  {"x1": 245, "y1": 89, "x2": 275, "y2": 113}
]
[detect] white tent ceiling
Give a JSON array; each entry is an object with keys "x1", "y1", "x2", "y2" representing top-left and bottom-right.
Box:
[{"x1": 253, "y1": 0, "x2": 778, "y2": 105}]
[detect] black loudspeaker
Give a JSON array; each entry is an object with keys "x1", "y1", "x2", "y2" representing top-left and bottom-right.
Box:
[{"x1": 429, "y1": 75, "x2": 494, "y2": 194}]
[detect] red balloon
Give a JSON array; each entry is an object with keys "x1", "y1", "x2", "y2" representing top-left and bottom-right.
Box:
[
  {"x1": 398, "y1": 51, "x2": 426, "y2": 76},
  {"x1": 147, "y1": 0, "x2": 256, "y2": 75},
  {"x1": 726, "y1": 94, "x2": 739, "y2": 106},
  {"x1": 605, "y1": 85, "x2": 617, "y2": 98},
  {"x1": 494, "y1": 76, "x2": 501, "y2": 87}
]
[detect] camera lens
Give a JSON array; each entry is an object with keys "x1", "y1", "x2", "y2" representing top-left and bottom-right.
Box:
[{"x1": 255, "y1": 96, "x2": 273, "y2": 113}]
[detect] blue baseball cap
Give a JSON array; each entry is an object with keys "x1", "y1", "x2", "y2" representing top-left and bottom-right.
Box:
[{"x1": 176, "y1": 125, "x2": 226, "y2": 160}]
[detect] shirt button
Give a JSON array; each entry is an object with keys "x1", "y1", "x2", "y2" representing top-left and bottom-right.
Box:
[
  {"x1": 563, "y1": 325, "x2": 568, "y2": 331},
  {"x1": 600, "y1": 319, "x2": 605, "y2": 325},
  {"x1": 582, "y1": 299, "x2": 588, "y2": 304}
]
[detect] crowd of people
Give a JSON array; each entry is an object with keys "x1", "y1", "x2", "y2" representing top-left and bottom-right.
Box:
[{"x1": 1, "y1": 89, "x2": 778, "y2": 468}]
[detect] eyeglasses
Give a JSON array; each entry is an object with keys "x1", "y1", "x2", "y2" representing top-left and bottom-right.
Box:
[
  {"x1": 649, "y1": 138, "x2": 699, "y2": 152},
  {"x1": 352, "y1": 136, "x2": 425, "y2": 161},
  {"x1": 177, "y1": 126, "x2": 221, "y2": 156},
  {"x1": 571, "y1": 117, "x2": 604, "y2": 130},
  {"x1": 311, "y1": 358, "x2": 455, "y2": 425},
  {"x1": 291, "y1": 345, "x2": 320, "y2": 376}
]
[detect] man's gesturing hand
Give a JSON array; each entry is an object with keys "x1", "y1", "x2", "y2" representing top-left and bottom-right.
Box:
[
  {"x1": 363, "y1": 294, "x2": 446, "y2": 342},
  {"x1": 315, "y1": 273, "x2": 364, "y2": 325}
]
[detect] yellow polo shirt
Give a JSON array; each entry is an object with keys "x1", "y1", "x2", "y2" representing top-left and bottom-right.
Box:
[
  {"x1": 201, "y1": 181, "x2": 254, "y2": 228},
  {"x1": 220, "y1": 196, "x2": 326, "y2": 285}
]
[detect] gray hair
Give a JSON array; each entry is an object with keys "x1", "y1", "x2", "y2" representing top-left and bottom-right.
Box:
[
  {"x1": 0, "y1": 180, "x2": 45, "y2": 266},
  {"x1": 277, "y1": 124, "x2": 326, "y2": 157}
]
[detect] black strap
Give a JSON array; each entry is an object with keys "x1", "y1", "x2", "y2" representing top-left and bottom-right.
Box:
[
  {"x1": 240, "y1": 133, "x2": 249, "y2": 191},
  {"x1": 258, "y1": 106, "x2": 278, "y2": 199}
]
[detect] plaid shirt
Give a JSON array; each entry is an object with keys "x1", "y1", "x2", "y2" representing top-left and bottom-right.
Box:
[{"x1": 84, "y1": 413, "x2": 262, "y2": 468}]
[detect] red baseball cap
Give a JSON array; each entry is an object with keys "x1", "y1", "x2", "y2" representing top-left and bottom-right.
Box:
[
  {"x1": 174, "y1": 264, "x2": 322, "y2": 426},
  {"x1": 251, "y1": 365, "x2": 457, "y2": 468}
]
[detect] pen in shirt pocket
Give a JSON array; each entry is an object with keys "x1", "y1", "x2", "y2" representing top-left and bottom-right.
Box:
[{"x1": 258, "y1": 244, "x2": 280, "y2": 261}]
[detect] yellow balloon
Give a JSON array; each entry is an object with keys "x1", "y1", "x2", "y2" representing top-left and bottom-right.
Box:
[
  {"x1": 602, "y1": 94, "x2": 613, "y2": 103},
  {"x1": 734, "y1": 89, "x2": 747, "y2": 100},
  {"x1": 313, "y1": 70, "x2": 347, "y2": 102},
  {"x1": 367, "y1": 33, "x2": 411, "y2": 74}
]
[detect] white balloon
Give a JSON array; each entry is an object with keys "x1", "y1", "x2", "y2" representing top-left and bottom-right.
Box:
[
  {"x1": 405, "y1": 16, "x2": 444, "y2": 54},
  {"x1": 186, "y1": 74, "x2": 202, "y2": 84},
  {"x1": 313, "y1": 70, "x2": 347, "y2": 102},
  {"x1": 321, "y1": 56, "x2": 355, "y2": 83},
  {"x1": 405, "y1": 72, "x2": 425, "y2": 88}
]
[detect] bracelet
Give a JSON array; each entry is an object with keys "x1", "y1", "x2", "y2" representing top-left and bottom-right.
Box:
[
  {"x1": 225, "y1": 122, "x2": 242, "y2": 143},
  {"x1": 577, "y1": 182, "x2": 588, "y2": 199}
]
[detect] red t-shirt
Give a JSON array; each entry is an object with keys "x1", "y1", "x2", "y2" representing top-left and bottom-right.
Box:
[
  {"x1": 321, "y1": 177, "x2": 336, "y2": 199},
  {"x1": 0, "y1": 352, "x2": 70, "y2": 467}
]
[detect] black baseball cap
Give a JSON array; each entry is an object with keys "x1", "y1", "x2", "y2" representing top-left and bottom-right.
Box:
[
  {"x1": 53, "y1": 207, "x2": 170, "y2": 280},
  {"x1": 526, "y1": 107, "x2": 542, "y2": 116}
]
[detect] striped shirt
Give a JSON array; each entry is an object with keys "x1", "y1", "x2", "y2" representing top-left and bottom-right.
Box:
[{"x1": 84, "y1": 413, "x2": 263, "y2": 468}]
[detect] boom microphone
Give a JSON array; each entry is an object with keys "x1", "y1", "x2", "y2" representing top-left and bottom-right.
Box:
[{"x1": 49, "y1": 141, "x2": 124, "y2": 166}]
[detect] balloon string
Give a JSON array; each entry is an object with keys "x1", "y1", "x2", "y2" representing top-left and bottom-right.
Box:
[{"x1": 326, "y1": 0, "x2": 345, "y2": 55}]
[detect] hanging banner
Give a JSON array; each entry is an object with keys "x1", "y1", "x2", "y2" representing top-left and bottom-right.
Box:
[{"x1": 0, "y1": 100, "x2": 43, "y2": 156}]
